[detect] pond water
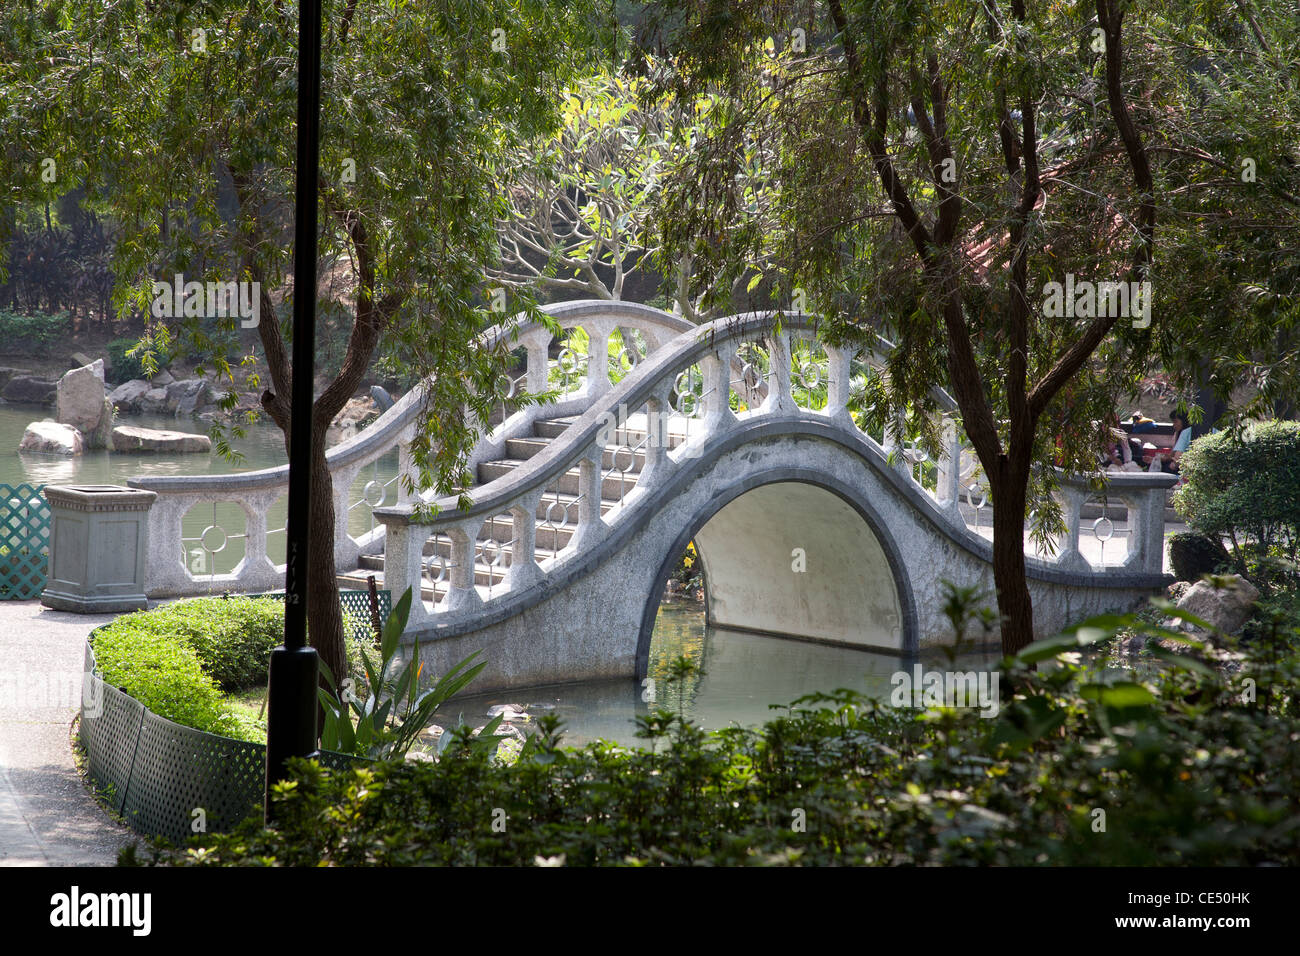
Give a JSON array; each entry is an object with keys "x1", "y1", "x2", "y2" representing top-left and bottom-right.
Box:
[{"x1": 429, "y1": 599, "x2": 1001, "y2": 749}]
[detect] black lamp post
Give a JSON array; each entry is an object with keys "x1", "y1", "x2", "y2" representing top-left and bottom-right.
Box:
[{"x1": 265, "y1": 0, "x2": 323, "y2": 821}]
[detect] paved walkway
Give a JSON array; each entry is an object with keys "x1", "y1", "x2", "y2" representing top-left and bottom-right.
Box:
[{"x1": 0, "y1": 601, "x2": 136, "y2": 866}]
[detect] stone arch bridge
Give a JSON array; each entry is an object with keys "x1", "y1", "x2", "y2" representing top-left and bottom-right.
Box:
[{"x1": 128, "y1": 301, "x2": 1175, "y2": 690}]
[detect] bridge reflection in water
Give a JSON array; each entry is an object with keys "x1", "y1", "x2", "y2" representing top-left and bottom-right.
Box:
[{"x1": 427, "y1": 600, "x2": 1000, "y2": 749}]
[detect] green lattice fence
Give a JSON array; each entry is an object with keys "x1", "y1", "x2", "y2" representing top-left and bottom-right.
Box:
[
  {"x1": 81, "y1": 638, "x2": 369, "y2": 846},
  {"x1": 0, "y1": 483, "x2": 50, "y2": 599},
  {"x1": 252, "y1": 588, "x2": 391, "y2": 644}
]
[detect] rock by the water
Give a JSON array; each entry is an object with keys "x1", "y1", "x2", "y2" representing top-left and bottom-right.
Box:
[
  {"x1": 111, "y1": 425, "x2": 212, "y2": 454},
  {"x1": 1173, "y1": 575, "x2": 1260, "y2": 636},
  {"x1": 70, "y1": 351, "x2": 96, "y2": 370},
  {"x1": 19, "y1": 420, "x2": 84, "y2": 456},
  {"x1": 3, "y1": 375, "x2": 57, "y2": 404},
  {"x1": 0, "y1": 367, "x2": 23, "y2": 391},
  {"x1": 86, "y1": 397, "x2": 116, "y2": 451},
  {"x1": 165, "y1": 378, "x2": 209, "y2": 416},
  {"x1": 56, "y1": 359, "x2": 109, "y2": 433},
  {"x1": 141, "y1": 387, "x2": 168, "y2": 414},
  {"x1": 108, "y1": 379, "x2": 152, "y2": 414},
  {"x1": 151, "y1": 368, "x2": 175, "y2": 387}
]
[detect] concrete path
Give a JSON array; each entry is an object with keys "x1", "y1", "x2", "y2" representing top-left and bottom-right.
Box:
[{"x1": 0, "y1": 601, "x2": 136, "y2": 866}]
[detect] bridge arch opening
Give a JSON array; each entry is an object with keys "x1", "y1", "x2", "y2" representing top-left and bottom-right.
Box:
[{"x1": 636, "y1": 477, "x2": 917, "y2": 679}]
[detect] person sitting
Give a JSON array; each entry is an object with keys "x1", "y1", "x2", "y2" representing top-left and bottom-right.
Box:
[{"x1": 1148, "y1": 410, "x2": 1191, "y2": 474}]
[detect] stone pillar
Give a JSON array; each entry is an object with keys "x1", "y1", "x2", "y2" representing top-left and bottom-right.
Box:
[{"x1": 42, "y1": 485, "x2": 157, "y2": 612}]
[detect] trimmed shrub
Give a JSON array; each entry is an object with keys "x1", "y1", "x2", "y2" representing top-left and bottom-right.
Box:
[
  {"x1": 102, "y1": 596, "x2": 284, "y2": 692},
  {"x1": 1167, "y1": 531, "x2": 1230, "y2": 582},
  {"x1": 1173, "y1": 421, "x2": 1300, "y2": 585},
  {"x1": 91, "y1": 626, "x2": 245, "y2": 740}
]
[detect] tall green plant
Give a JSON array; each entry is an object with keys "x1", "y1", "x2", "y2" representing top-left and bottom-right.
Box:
[{"x1": 317, "y1": 588, "x2": 496, "y2": 760}]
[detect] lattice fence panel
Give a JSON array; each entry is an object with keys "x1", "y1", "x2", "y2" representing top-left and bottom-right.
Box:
[
  {"x1": 254, "y1": 588, "x2": 391, "y2": 643},
  {"x1": 81, "y1": 620, "x2": 376, "y2": 846},
  {"x1": 0, "y1": 483, "x2": 49, "y2": 599}
]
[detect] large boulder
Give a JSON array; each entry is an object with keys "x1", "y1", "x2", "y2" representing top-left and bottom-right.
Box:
[
  {"x1": 0, "y1": 367, "x2": 23, "y2": 391},
  {"x1": 18, "y1": 420, "x2": 84, "y2": 456},
  {"x1": 150, "y1": 368, "x2": 175, "y2": 387},
  {"x1": 86, "y1": 397, "x2": 116, "y2": 451},
  {"x1": 3, "y1": 375, "x2": 57, "y2": 405},
  {"x1": 1173, "y1": 575, "x2": 1261, "y2": 636},
  {"x1": 111, "y1": 425, "x2": 211, "y2": 454},
  {"x1": 56, "y1": 359, "x2": 109, "y2": 433},
  {"x1": 140, "y1": 387, "x2": 168, "y2": 414},
  {"x1": 164, "y1": 378, "x2": 209, "y2": 416},
  {"x1": 107, "y1": 379, "x2": 152, "y2": 414}
]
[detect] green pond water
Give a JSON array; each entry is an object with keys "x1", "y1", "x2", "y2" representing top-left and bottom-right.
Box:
[
  {"x1": 430, "y1": 600, "x2": 999, "y2": 748},
  {"x1": 5, "y1": 402, "x2": 997, "y2": 744}
]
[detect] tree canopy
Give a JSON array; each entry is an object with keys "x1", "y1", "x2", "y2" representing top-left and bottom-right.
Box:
[
  {"x1": 632, "y1": 0, "x2": 1300, "y2": 652},
  {"x1": 1, "y1": 0, "x2": 617, "y2": 683}
]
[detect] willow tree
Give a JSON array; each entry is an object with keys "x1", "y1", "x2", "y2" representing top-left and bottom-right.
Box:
[
  {"x1": 635, "y1": 0, "x2": 1300, "y2": 654},
  {"x1": 2, "y1": 0, "x2": 615, "y2": 683}
]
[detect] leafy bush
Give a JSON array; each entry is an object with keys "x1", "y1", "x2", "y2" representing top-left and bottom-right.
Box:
[
  {"x1": 101, "y1": 596, "x2": 284, "y2": 692},
  {"x1": 1167, "y1": 531, "x2": 1230, "y2": 582},
  {"x1": 318, "y1": 588, "x2": 489, "y2": 760},
  {"x1": 105, "y1": 337, "x2": 163, "y2": 384},
  {"x1": 91, "y1": 626, "x2": 246, "y2": 740},
  {"x1": 1174, "y1": 421, "x2": 1300, "y2": 587},
  {"x1": 667, "y1": 540, "x2": 702, "y2": 589},
  {"x1": 0, "y1": 309, "x2": 71, "y2": 352},
  {"x1": 163, "y1": 603, "x2": 1300, "y2": 866}
]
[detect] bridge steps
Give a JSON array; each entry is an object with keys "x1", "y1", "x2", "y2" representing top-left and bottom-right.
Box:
[{"x1": 337, "y1": 414, "x2": 635, "y2": 602}]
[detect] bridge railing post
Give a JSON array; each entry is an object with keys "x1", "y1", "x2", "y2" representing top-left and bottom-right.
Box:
[
  {"x1": 445, "y1": 515, "x2": 486, "y2": 614},
  {"x1": 935, "y1": 417, "x2": 964, "y2": 519},
  {"x1": 636, "y1": 386, "x2": 674, "y2": 491},
  {"x1": 823, "y1": 344, "x2": 854, "y2": 428},
  {"x1": 570, "y1": 441, "x2": 608, "y2": 552},
  {"x1": 373, "y1": 511, "x2": 430, "y2": 631},
  {"x1": 508, "y1": 491, "x2": 543, "y2": 592},
  {"x1": 1120, "y1": 484, "x2": 1171, "y2": 575},
  {"x1": 1051, "y1": 484, "x2": 1093, "y2": 571},
  {"x1": 699, "y1": 341, "x2": 737, "y2": 436},
  {"x1": 759, "y1": 329, "x2": 796, "y2": 416},
  {"x1": 583, "y1": 321, "x2": 616, "y2": 403}
]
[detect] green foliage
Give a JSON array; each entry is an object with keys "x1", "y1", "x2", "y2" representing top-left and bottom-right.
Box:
[
  {"x1": 0, "y1": 309, "x2": 70, "y2": 351},
  {"x1": 318, "y1": 588, "x2": 490, "y2": 761},
  {"x1": 91, "y1": 623, "x2": 251, "y2": 742},
  {"x1": 106, "y1": 337, "x2": 150, "y2": 384},
  {"x1": 1167, "y1": 530, "x2": 1231, "y2": 583},
  {"x1": 100, "y1": 596, "x2": 285, "y2": 692},
  {"x1": 667, "y1": 540, "x2": 701, "y2": 589},
  {"x1": 1174, "y1": 421, "x2": 1300, "y2": 586},
  {"x1": 166, "y1": 599, "x2": 1300, "y2": 866}
]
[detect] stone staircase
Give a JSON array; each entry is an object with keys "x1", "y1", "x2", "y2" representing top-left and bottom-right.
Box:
[{"x1": 337, "y1": 413, "x2": 686, "y2": 603}]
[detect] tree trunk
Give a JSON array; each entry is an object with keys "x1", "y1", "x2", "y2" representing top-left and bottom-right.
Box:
[
  {"x1": 306, "y1": 423, "x2": 348, "y2": 692},
  {"x1": 990, "y1": 459, "x2": 1035, "y2": 657}
]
